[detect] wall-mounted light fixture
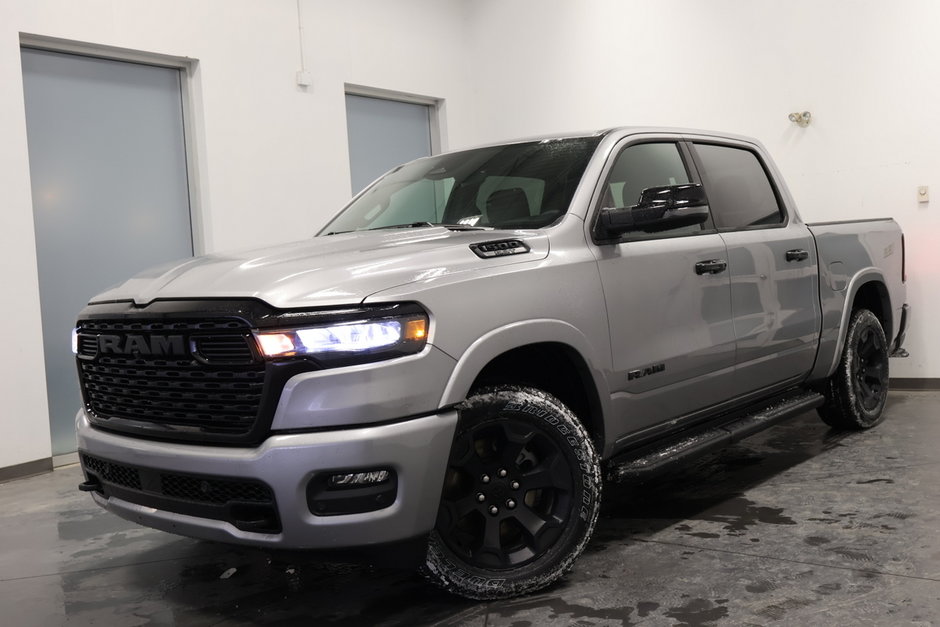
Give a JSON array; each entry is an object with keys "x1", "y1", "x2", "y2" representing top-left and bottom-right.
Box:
[{"x1": 788, "y1": 111, "x2": 812, "y2": 127}]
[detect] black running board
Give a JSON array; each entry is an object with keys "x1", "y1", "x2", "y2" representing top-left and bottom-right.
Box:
[{"x1": 606, "y1": 390, "x2": 825, "y2": 483}]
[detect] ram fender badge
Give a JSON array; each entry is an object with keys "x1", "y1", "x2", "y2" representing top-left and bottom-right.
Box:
[{"x1": 627, "y1": 363, "x2": 665, "y2": 381}]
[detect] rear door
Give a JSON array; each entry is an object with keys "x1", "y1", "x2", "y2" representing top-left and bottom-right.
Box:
[
  {"x1": 689, "y1": 141, "x2": 820, "y2": 394},
  {"x1": 591, "y1": 138, "x2": 737, "y2": 436}
]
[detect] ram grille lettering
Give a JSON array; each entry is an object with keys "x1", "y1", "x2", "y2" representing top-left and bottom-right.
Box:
[{"x1": 97, "y1": 334, "x2": 187, "y2": 357}]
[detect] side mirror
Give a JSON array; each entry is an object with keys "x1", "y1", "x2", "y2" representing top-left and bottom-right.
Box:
[{"x1": 597, "y1": 183, "x2": 709, "y2": 239}]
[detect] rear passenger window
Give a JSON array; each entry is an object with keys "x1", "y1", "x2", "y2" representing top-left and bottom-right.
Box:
[{"x1": 694, "y1": 144, "x2": 783, "y2": 229}]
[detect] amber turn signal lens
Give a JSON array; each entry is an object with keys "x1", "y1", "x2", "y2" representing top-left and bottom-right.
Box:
[
  {"x1": 404, "y1": 318, "x2": 427, "y2": 341},
  {"x1": 257, "y1": 333, "x2": 296, "y2": 357}
]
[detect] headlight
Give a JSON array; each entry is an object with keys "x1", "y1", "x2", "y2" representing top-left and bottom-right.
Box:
[{"x1": 254, "y1": 311, "x2": 428, "y2": 363}]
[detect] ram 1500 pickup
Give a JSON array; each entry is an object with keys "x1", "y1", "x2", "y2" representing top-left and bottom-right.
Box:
[{"x1": 74, "y1": 128, "x2": 909, "y2": 599}]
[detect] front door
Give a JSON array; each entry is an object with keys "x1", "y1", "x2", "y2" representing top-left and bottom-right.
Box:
[{"x1": 592, "y1": 140, "x2": 737, "y2": 439}]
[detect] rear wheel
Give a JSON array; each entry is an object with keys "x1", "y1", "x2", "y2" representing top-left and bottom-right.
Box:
[
  {"x1": 818, "y1": 308, "x2": 889, "y2": 429},
  {"x1": 423, "y1": 385, "x2": 601, "y2": 600}
]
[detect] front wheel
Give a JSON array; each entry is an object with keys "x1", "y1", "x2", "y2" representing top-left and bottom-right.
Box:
[
  {"x1": 818, "y1": 308, "x2": 890, "y2": 429},
  {"x1": 423, "y1": 385, "x2": 601, "y2": 600}
]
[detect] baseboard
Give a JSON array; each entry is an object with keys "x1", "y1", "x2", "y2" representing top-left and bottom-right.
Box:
[
  {"x1": 53, "y1": 452, "x2": 80, "y2": 468},
  {"x1": 0, "y1": 457, "x2": 54, "y2": 483},
  {"x1": 890, "y1": 378, "x2": 940, "y2": 390}
]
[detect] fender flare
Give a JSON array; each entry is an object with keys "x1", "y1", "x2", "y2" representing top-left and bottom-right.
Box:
[
  {"x1": 814, "y1": 267, "x2": 891, "y2": 380},
  {"x1": 438, "y1": 319, "x2": 610, "y2": 415}
]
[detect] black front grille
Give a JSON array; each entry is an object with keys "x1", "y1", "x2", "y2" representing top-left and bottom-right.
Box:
[
  {"x1": 161, "y1": 473, "x2": 273, "y2": 504},
  {"x1": 74, "y1": 299, "x2": 331, "y2": 445},
  {"x1": 80, "y1": 453, "x2": 280, "y2": 533},
  {"x1": 78, "y1": 334, "x2": 99, "y2": 358},
  {"x1": 76, "y1": 316, "x2": 267, "y2": 440},
  {"x1": 81, "y1": 454, "x2": 141, "y2": 490},
  {"x1": 79, "y1": 357, "x2": 265, "y2": 433},
  {"x1": 193, "y1": 335, "x2": 256, "y2": 364}
]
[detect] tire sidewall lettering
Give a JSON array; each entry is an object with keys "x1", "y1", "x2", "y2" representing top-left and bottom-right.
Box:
[{"x1": 502, "y1": 401, "x2": 595, "y2": 486}]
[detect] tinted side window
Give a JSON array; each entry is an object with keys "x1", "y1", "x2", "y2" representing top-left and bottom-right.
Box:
[
  {"x1": 607, "y1": 143, "x2": 690, "y2": 207},
  {"x1": 602, "y1": 142, "x2": 703, "y2": 238},
  {"x1": 694, "y1": 144, "x2": 783, "y2": 229}
]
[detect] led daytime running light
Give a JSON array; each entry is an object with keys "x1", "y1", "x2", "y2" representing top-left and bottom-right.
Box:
[
  {"x1": 297, "y1": 320, "x2": 401, "y2": 353},
  {"x1": 255, "y1": 315, "x2": 428, "y2": 359}
]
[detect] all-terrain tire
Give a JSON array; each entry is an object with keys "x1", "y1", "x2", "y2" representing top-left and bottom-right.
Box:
[
  {"x1": 422, "y1": 385, "x2": 601, "y2": 600},
  {"x1": 817, "y1": 308, "x2": 890, "y2": 430}
]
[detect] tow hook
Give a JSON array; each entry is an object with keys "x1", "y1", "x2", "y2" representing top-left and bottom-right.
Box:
[{"x1": 78, "y1": 478, "x2": 102, "y2": 492}]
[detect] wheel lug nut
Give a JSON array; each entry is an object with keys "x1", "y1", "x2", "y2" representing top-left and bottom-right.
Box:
[
  {"x1": 498, "y1": 468, "x2": 508, "y2": 478},
  {"x1": 511, "y1": 481, "x2": 520, "y2": 490},
  {"x1": 477, "y1": 493, "x2": 486, "y2": 502},
  {"x1": 481, "y1": 474, "x2": 490, "y2": 484},
  {"x1": 506, "y1": 499, "x2": 516, "y2": 509},
  {"x1": 489, "y1": 505, "x2": 499, "y2": 516}
]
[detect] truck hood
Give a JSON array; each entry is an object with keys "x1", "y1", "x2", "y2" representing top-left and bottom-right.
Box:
[{"x1": 90, "y1": 227, "x2": 549, "y2": 309}]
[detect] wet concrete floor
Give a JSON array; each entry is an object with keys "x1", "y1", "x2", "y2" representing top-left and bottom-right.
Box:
[{"x1": 1, "y1": 391, "x2": 939, "y2": 626}]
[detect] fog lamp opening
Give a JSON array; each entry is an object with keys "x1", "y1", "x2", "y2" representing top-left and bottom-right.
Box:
[{"x1": 308, "y1": 468, "x2": 398, "y2": 516}]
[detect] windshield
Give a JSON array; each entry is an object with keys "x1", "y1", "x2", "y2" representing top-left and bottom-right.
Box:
[{"x1": 320, "y1": 136, "x2": 602, "y2": 235}]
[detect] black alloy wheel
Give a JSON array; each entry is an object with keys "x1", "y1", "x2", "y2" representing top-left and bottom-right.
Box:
[
  {"x1": 852, "y1": 321, "x2": 889, "y2": 412},
  {"x1": 423, "y1": 385, "x2": 601, "y2": 600},
  {"x1": 438, "y1": 415, "x2": 573, "y2": 570},
  {"x1": 818, "y1": 308, "x2": 890, "y2": 429}
]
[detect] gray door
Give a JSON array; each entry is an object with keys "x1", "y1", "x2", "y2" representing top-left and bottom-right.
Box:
[
  {"x1": 345, "y1": 94, "x2": 432, "y2": 194},
  {"x1": 691, "y1": 142, "x2": 821, "y2": 394},
  {"x1": 21, "y1": 48, "x2": 194, "y2": 456},
  {"x1": 593, "y1": 141, "x2": 736, "y2": 437}
]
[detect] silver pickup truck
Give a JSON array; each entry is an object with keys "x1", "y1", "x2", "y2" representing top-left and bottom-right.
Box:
[{"x1": 74, "y1": 128, "x2": 909, "y2": 599}]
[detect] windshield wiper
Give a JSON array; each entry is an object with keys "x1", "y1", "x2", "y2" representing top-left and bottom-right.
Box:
[
  {"x1": 322, "y1": 223, "x2": 433, "y2": 235},
  {"x1": 365, "y1": 222, "x2": 436, "y2": 231},
  {"x1": 440, "y1": 223, "x2": 490, "y2": 231},
  {"x1": 365, "y1": 222, "x2": 490, "y2": 232}
]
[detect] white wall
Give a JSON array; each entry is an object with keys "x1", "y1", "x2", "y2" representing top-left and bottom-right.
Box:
[
  {"x1": 0, "y1": 0, "x2": 469, "y2": 469},
  {"x1": 462, "y1": 0, "x2": 938, "y2": 380},
  {"x1": 0, "y1": 0, "x2": 935, "y2": 469}
]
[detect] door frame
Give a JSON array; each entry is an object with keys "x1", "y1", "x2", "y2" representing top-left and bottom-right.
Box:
[
  {"x1": 19, "y1": 35, "x2": 205, "y2": 466},
  {"x1": 20, "y1": 33, "x2": 208, "y2": 256}
]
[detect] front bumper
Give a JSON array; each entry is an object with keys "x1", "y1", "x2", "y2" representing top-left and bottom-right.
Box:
[{"x1": 76, "y1": 409, "x2": 457, "y2": 549}]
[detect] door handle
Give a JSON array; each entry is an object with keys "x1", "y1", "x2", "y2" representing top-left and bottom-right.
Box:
[
  {"x1": 786, "y1": 249, "x2": 809, "y2": 262},
  {"x1": 694, "y1": 259, "x2": 727, "y2": 275}
]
